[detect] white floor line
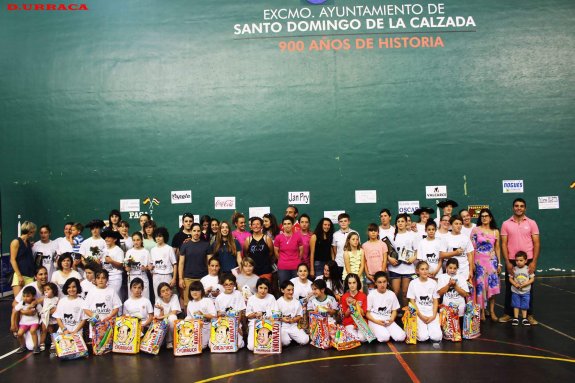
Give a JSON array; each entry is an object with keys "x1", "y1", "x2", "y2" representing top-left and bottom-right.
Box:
[
  {"x1": 539, "y1": 282, "x2": 575, "y2": 295},
  {"x1": 0, "y1": 348, "x2": 20, "y2": 360},
  {"x1": 495, "y1": 303, "x2": 575, "y2": 342}
]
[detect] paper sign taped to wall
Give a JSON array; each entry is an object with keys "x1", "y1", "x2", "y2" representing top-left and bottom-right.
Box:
[
  {"x1": 249, "y1": 207, "x2": 270, "y2": 219},
  {"x1": 502, "y1": 180, "x2": 524, "y2": 193},
  {"x1": 468, "y1": 205, "x2": 489, "y2": 219},
  {"x1": 426, "y1": 186, "x2": 447, "y2": 199},
  {"x1": 120, "y1": 199, "x2": 140, "y2": 212},
  {"x1": 288, "y1": 191, "x2": 310, "y2": 205},
  {"x1": 215, "y1": 197, "x2": 236, "y2": 210},
  {"x1": 398, "y1": 201, "x2": 420, "y2": 214},
  {"x1": 171, "y1": 190, "x2": 192, "y2": 204},
  {"x1": 324, "y1": 210, "x2": 345, "y2": 224},
  {"x1": 355, "y1": 190, "x2": 377, "y2": 204},
  {"x1": 538, "y1": 196, "x2": 559, "y2": 209}
]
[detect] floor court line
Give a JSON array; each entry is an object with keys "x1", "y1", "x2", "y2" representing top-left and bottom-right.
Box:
[
  {"x1": 194, "y1": 351, "x2": 575, "y2": 382},
  {"x1": 0, "y1": 349, "x2": 19, "y2": 361},
  {"x1": 539, "y1": 282, "x2": 575, "y2": 295},
  {"x1": 495, "y1": 303, "x2": 575, "y2": 342},
  {"x1": 388, "y1": 342, "x2": 421, "y2": 383}
]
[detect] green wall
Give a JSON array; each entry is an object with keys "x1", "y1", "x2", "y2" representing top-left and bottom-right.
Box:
[{"x1": 1, "y1": 0, "x2": 574, "y2": 272}]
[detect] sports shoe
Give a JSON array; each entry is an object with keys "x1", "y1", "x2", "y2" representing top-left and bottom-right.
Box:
[
  {"x1": 40, "y1": 344, "x2": 46, "y2": 352},
  {"x1": 527, "y1": 315, "x2": 538, "y2": 325},
  {"x1": 16, "y1": 346, "x2": 27, "y2": 353},
  {"x1": 511, "y1": 319, "x2": 519, "y2": 326},
  {"x1": 522, "y1": 319, "x2": 530, "y2": 326},
  {"x1": 33, "y1": 347, "x2": 41, "y2": 354},
  {"x1": 166, "y1": 342, "x2": 173, "y2": 349},
  {"x1": 498, "y1": 314, "x2": 512, "y2": 323}
]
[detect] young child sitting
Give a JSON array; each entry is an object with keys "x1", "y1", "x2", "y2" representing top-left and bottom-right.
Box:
[
  {"x1": 276, "y1": 280, "x2": 309, "y2": 347},
  {"x1": 15, "y1": 286, "x2": 41, "y2": 353},
  {"x1": 436, "y1": 258, "x2": 469, "y2": 317},
  {"x1": 153, "y1": 282, "x2": 181, "y2": 349},
  {"x1": 214, "y1": 273, "x2": 246, "y2": 349},
  {"x1": 340, "y1": 273, "x2": 369, "y2": 342},
  {"x1": 366, "y1": 272, "x2": 406, "y2": 343},
  {"x1": 407, "y1": 261, "x2": 442, "y2": 342},
  {"x1": 246, "y1": 278, "x2": 279, "y2": 351},
  {"x1": 185, "y1": 281, "x2": 216, "y2": 349},
  {"x1": 123, "y1": 278, "x2": 154, "y2": 330},
  {"x1": 510, "y1": 251, "x2": 535, "y2": 326}
]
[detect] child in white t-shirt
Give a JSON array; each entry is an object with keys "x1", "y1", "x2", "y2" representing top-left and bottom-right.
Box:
[
  {"x1": 149, "y1": 228, "x2": 177, "y2": 301},
  {"x1": 153, "y1": 282, "x2": 181, "y2": 348},
  {"x1": 439, "y1": 216, "x2": 474, "y2": 281},
  {"x1": 53, "y1": 277, "x2": 86, "y2": 334},
  {"x1": 236, "y1": 257, "x2": 259, "y2": 303},
  {"x1": 124, "y1": 232, "x2": 151, "y2": 300},
  {"x1": 83, "y1": 270, "x2": 122, "y2": 333},
  {"x1": 214, "y1": 273, "x2": 246, "y2": 348},
  {"x1": 290, "y1": 263, "x2": 313, "y2": 307},
  {"x1": 39, "y1": 282, "x2": 59, "y2": 351},
  {"x1": 407, "y1": 261, "x2": 442, "y2": 342},
  {"x1": 246, "y1": 278, "x2": 279, "y2": 351},
  {"x1": 123, "y1": 278, "x2": 153, "y2": 329},
  {"x1": 200, "y1": 257, "x2": 223, "y2": 301},
  {"x1": 436, "y1": 259, "x2": 469, "y2": 317},
  {"x1": 366, "y1": 272, "x2": 406, "y2": 343},
  {"x1": 415, "y1": 222, "x2": 445, "y2": 278},
  {"x1": 15, "y1": 286, "x2": 41, "y2": 353},
  {"x1": 277, "y1": 280, "x2": 309, "y2": 347},
  {"x1": 80, "y1": 263, "x2": 97, "y2": 299},
  {"x1": 185, "y1": 281, "x2": 216, "y2": 349}
]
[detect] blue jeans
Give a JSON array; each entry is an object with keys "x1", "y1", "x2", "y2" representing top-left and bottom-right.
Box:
[
  {"x1": 313, "y1": 261, "x2": 327, "y2": 278},
  {"x1": 277, "y1": 269, "x2": 298, "y2": 285}
]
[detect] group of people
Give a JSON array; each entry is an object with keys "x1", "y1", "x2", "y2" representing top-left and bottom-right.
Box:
[{"x1": 8, "y1": 197, "x2": 540, "y2": 354}]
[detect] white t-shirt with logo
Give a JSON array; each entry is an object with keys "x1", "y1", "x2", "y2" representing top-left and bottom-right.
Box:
[
  {"x1": 214, "y1": 290, "x2": 246, "y2": 314},
  {"x1": 389, "y1": 231, "x2": 417, "y2": 275},
  {"x1": 436, "y1": 274, "x2": 468, "y2": 309},
  {"x1": 83, "y1": 287, "x2": 122, "y2": 318},
  {"x1": 416, "y1": 238, "x2": 446, "y2": 275},
  {"x1": 123, "y1": 297, "x2": 153, "y2": 320},
  {"x1": 246, "y1": 294, "x2": 279, "y2": 324},
  {"x1": 124, "y1": 247, "x2": 151, "y2": 277},
  {"x1": 53, "y1": 296, "x2": 85, "y2": 332},
  {"x1": 185, "y1": 297, "x2": 216, "y2": 325},
  {"x1": 101, "y1": 246, "x2": 124, "y2": 280},
  {"x1": 153, "y1": 294, "x2": 182, "y2": 317},
  {"x1": 276, "y1": 297, "x2": 303, "y2": 329},
  {"x1": 367, "y1": 289, "x2": 400, "y2": 321},
  {"x1": 32, "y1": 240, "x2": 58, "y2": 280},
  {"x1": 290, "y1": 277, "x2": 313, "y2": 302},
  {"x1": 443, "y1": 233, "x2": 474, "y2": 280},
  {"x1": 150, "y1": 245, "x2": 177, "y2": 275},
  {"x1": 407, "y1": 278, "x2": 439, "y2": 316},
  {"x1": 79, "y1": 237, "x2": 106, "y2": 259}
]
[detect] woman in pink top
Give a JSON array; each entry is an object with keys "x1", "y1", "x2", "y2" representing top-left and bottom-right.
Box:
[
  {"x1": 299, "y1": 214, "x2": 312, "y2": 268},
  {"x1": 232, "y1": 212, "x2": 251, "y2": 257},
  {"x1": 274, "y1": 216, "x2": 303, "y2": 285}
]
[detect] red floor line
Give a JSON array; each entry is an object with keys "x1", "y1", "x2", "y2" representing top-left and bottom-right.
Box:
[
  {"x1": 0, "y1": 352, "x2": 33, "y2": 375},
  {"x1": 387, "y1": 343, "x2": 421, "y2": 383}
]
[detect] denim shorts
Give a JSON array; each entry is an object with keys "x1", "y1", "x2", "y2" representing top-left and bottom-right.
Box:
[
  {"x1": 388, "y1": 271, "x2": 416, "y2": 280},
  {"x1": 511, "y1": 292, "x2": 530, "y2": 310}
]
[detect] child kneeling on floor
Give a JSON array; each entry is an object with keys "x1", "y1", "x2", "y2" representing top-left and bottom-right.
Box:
[
  {"x1": 407, "y1": 261, "x2": 442, "y2": 342},
  {"x1": 366, "y1": 272, "x2": 406, "y2": 342},
  {"x1": 276, "y1": 280, "x2": 309, "y2": 347}
]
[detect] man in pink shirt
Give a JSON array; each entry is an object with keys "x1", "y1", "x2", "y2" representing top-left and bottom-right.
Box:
[{"x1": 499, "y1": 198, "x2": 540, "y2": 325}]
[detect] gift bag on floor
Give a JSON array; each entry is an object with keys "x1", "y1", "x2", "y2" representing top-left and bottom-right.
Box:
[
  {"x1": 174, "y1": 319, "x2": 203, "y2": 356},
  {"x1": 210, "y1": 314, "x2": 239, "y2": 353},
  {"x1": 140, "y1": 319, "x2": 168, "y2": 355},
  {"x1": 402, "y1": 303, "x2": 418, "y2": 345},
  {"x1": 52, "y1": 332, "x2": 89, "y2": 360},
  {"x1": 309, "y1": 312, "x2": 331, "y2": 349},
  {"x1": 439, "y1": 304, "x2": 462, "y2": 342},
  {"x1": 113, "y1": 316, "x2": 141, "y2": 354},
  {"x1": 330, "y1": 324, "x2": 361, "y2": 351},
  {"x1": 463, "y1": 301, "x2": 481, "y2": 339},
  {"x1": 92, "y1": 318, "x2": 114, "y2": 355},
  {"x1": 350, "y1": 303, "x2": 376, "y2": 343},
  {"x1": 253, "y1": 317, "x2": 281, "y2": 354}
]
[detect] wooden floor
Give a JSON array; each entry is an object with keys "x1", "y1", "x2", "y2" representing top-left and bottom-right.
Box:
[{"x1": 1, "y1": 276, "x2": 574, "y2": 383}]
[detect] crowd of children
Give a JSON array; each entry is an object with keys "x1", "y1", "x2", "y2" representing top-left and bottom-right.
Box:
[{"x1": 9, "y1": 202, "x2": 536, "y2": 357}]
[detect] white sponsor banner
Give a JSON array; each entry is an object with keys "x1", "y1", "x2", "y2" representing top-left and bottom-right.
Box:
[
  {"x1": 398, "y1": 201, "x2": 420, "y2": 214},
  {"x1": 355, "y1": 190, "x2": 377, "y2": 204},
  {"x1": 324, "y1": 210, "x2": 345, "y2": 224},
  {"x1": 249, "y1": 207, "x2": 270, "y2": 219},
  {"x1": 120, "y1": 199, "x2": 140, "y2": 212},
  {"x1": 502, "y1": 180, "x2": 524, "y2": 193},
  {"x1": 425, "y1": 185, "x2": 447, "y2": 199},
  {"x1": 288, "y1": 191, "x2": 310, "y2": 205},
  {"x1": 538, "y1": 196, "x2": 559, "y2": 210},
  {"x1": 171, "y1": 190, "x2": 192, "y2": 204},
  {"x1": 215, "y1": 197, "x2": 236, "y2": 210}
]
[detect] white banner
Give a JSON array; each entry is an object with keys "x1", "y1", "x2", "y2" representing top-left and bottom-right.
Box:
[
  {"x1": 502, "y1": 180, "x2": 524, "y2": 193},
  {"x1": 355, "y1": 190, "x2": 377, "y2": 203},
  {"x1": 120, "y1": 199, "x2": 140, "y2": 212},
  {"x1": 398, "y1": 201, "x2": 420, "y2": 214},
  {"x1": 425, "y1": 185, "x2": 447, "y2": 199},
  {"x1": 288, "y1": 191, "x2": 310, "y2": 204},
  {"x1": 215, "y1": 197, "x2": 236, "y2": 210},
  {"x1": 171, "y1": 190, "x2": 192, "y2": 204}
]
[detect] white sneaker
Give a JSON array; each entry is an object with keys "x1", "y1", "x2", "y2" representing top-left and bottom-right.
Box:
[{"x1": 166, "y1": 342, "x2": 173, "y2": 349}]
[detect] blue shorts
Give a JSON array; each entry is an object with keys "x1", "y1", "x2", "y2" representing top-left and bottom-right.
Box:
[
  {"x1": 511, "y1": 292, "x2": 530, "y2": 310},
  {"x1": 388, "y1": 271, "x2": 416, "y2": 280}
]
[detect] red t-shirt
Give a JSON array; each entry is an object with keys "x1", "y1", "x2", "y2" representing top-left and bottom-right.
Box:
[{"x1": 340, "y1": 290, "x2": 368, "y2": 327}]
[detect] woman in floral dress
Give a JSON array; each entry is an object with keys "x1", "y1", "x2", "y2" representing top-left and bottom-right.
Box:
[{"x1": 471, "y1": 208, "x2": 502, "y2": 321}]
